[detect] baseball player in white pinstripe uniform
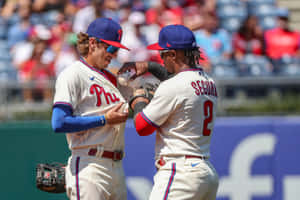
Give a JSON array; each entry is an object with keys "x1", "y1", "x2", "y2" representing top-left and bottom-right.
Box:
[
  {"x1": 51, "y1": 18, "x2": 130, "y2": 200},
  {"x1": 120, "y1": 24, "x2": 219, "y2": 200}
]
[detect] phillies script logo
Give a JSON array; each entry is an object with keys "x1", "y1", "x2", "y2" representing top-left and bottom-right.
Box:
[{"x1": 90, "y1": 84, "x2": 120, "y2": 106}]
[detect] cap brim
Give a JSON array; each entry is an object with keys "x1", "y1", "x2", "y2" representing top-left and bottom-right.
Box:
[
  {"x1": 147, "y1": 43, "x2": 165, "y2": 50},
  {"x1": 101, "y1": 39, "x2": 130, "y2": 50}
]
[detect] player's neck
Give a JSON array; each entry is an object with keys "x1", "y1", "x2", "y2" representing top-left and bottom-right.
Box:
[
  {"x1": 175, "y1": 62, "x2": 192, "y2": 74},
  {"x1": 83, "y1": 56, "x2": 103, "y2": 71}
]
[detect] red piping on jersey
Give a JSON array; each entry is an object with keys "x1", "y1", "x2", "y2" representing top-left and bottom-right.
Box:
[
  {"x1": 140, "y1": 111, "x2": 159, "y2": 128},
  {"x1": 180, "y1": 68, "x2": 203, "y2": 73},
  {"x1": 79, "y1": 58, "x2": 117, "y2": 87},
  {"x1": 53, "y1": 102, "x2": 73, "y2": 110},
  {"x1": 135, "y1": 112, "x2": 157, "y2": 136}
]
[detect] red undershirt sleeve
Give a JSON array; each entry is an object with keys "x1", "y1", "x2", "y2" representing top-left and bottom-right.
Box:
[{"x1": 135, "y1": 112, "x2": 157, "y2": 136}]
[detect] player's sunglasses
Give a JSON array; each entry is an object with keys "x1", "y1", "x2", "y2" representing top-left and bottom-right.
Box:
[
  {"x1": 95, "y1": 38, "x2": 119, "y2": 54},
  {"x1": 159, "y1": 50, "x2": 171, "y2": 58}
]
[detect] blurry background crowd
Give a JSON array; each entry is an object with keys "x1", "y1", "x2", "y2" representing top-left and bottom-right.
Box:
[{"x1": 0, "y1": 0, "x2": 300, "y2": 116}]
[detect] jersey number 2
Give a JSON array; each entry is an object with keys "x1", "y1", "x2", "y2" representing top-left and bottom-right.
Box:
[{"x1": 203, "y1": 100, "x2": 213, "y2": 136}]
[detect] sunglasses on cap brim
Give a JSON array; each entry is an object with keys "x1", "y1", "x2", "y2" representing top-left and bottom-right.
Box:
[
  {"x1": 159, "y1": 50, "x2": 171, "y2": 57},
  {"x1": 95, "y1": 38, "x2": 119, "y2": 53}
]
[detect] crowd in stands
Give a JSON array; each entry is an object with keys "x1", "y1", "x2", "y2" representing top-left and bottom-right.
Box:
[{"x1": 0, "y1": 0, "x2": 300, "y2": 102}]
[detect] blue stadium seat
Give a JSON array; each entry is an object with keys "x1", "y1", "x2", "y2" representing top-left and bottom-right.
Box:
[
  {"x1": 0, "y1": 40, "x2": 8, "y2": 50},
  {"x1": 237, "y1": 55, "x2": 272, "y2": 76},
  {"x1": 259, "y1": 16, "x2": 276, "y2": 30},
  {"x1": 0, "y1": 48, "x2": 12, "y2": 61},
  {"x1": 273, "y1": 56, "x2": 300, "y2": 76},
  {"x1": 249, "y1": 4, "x2": 277, "y2": 17},
  {"x1": 220, "y1": 17, "x2": 243, "y2": 33},
  {"x1": 0, "y1": 61, "x2": 17, "y2": 81},
  {"x1": 280, "y1": 63, "x2": 300, "y2": 76},
  {"x1": 211, "y1": 59, "x2": 239, "y2": 78},
  {"x1": 247, "y1": 0, "x2": 275, "y2": 7},
  {"x1": 0, "y1": 17, "x2": 7, "y2": 39},
  {"x1": 30, "y1": 13, "x2": 45, "y2": 25},
  {"x1": 217, "y1": 0, "x2": 240, "y2": 6},
  {"x1": 217, "y1": 4, "x2": 247, "y2": 19},
  {"x1": 7, "y1": 14, "x2": 20, "y2": 26}
]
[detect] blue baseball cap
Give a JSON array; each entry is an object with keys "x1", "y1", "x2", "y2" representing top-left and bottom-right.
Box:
[
  {"x1": 147, "y1": 24, "x2": 197, "y2": 50},
  {"x1": 86, "y1": 18, "x2": 129, "y2": 50}
]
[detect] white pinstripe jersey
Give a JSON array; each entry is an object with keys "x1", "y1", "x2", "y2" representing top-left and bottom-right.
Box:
[
  {"x1": 53, "y1": 60, "x2": 127, "y2": 151},
  {"x1": 142, "y1": 69, "x2": 218, "y2": 158}
]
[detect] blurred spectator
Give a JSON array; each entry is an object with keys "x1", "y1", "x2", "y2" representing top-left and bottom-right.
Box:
[
  {"x1": 11, "y1": 25, "x2": 54, "y2": 68},
  {"x1": 54, "y1": 33, "x2": 79, "y2": 76},
  {"x1": 1, "y1": 0, "x2": 26, "y2": 19},
  {"x1": 194, "y1": 13, "x2": 232, "y2": 62},
  {"x1": 32, "y1": 0, "x2": 66, "y2": 13},
  {"x1": 232, "y1": 15, "x2": 264, "y2": 60},
  {"x1": 118, "y1": 11, "x2": 150, "y2": 62},
  {"x1": 73, "y1": 0, "x2": 121, "y2": 33},
  {"x1": 7, "y1": 3, "x2": 32, "y2": 49},
  {"x1": 19, "y1": 37, "x2": 55, "y2": 102},
  {"x1": 184, "y1": 0, "x2": 216, "y2": 31},
  {"x1": 264, "y1": 8, "x2": 300, "y2": 61},
  {"x1": 145, "y1": 0, "x2": 183, "y2": 28},
  {"x1": 102, "y1": 0, "x2": 121, "y2": 22},
  {"x1": 72, "y1": 0, "x2": 104, "y2": 33}
]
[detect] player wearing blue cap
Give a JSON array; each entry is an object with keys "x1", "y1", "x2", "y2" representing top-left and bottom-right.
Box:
[
  {"x1": 119, "y1": 24, "x2": 219, "y2": 200},
  {"x1": 51, "y1": 18, "x2": 130, "y2": 200}
]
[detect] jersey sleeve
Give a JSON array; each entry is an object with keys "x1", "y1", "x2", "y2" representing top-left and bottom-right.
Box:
[
  {"x1": 53, "y1": 70, "x2": 79, "y2": 109},
  {"x1": 142, "y1": 81, "x2": 178, "y2": 127}
]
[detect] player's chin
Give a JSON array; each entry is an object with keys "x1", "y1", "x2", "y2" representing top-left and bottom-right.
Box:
[
  {"x1": 105, "y1": 57, "x2": 112, "y2": 65},
  {"x1": 101, "y1": 59, "x2": 111, "y2": 68}
]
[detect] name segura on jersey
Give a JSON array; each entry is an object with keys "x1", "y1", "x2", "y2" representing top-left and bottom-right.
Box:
[{"x1": 142, "y1": 68, "x2": 218, "y2": 158}]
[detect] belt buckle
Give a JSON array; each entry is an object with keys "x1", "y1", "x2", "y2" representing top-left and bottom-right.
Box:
[{"x1": 113, "y1": 150, "x2": 123, "y2": 161}]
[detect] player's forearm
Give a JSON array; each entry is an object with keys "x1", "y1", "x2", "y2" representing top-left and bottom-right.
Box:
[
  {"x1": 51, "y1": 106, "x2": 106, "y2": 133},
  {"x1": 148, "y1": 62, "x2": 171, "y2": 81}
]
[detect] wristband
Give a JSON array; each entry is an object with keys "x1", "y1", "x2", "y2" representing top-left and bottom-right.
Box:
[
  {"x1": 99, "y1": 115, "x2": 106, "y2": 126},
  {"x1": 133, "y1": 101, "x2": 148, "y2": 118}
]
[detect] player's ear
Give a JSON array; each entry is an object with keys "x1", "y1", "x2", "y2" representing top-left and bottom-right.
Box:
[{"x1": 89, "y1": 38, "x2": 97, "y2": 52}]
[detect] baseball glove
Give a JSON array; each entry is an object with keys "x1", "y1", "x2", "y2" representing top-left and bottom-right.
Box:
[
  {"x1": 128, "y1": 82, "x2": 158, "y2": 110},
  {"x1": 36, "y1": 163, "x2": 66, "y2": 193}
]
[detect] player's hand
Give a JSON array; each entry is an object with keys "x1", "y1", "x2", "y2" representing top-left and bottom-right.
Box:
[
  {"x1": 118, "y1": 62, "x2": 148, "y2": 80},
  {"x1": 105, "y1": 102, "x2": 129, "y2": 125}
]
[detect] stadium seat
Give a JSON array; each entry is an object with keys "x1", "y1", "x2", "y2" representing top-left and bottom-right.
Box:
[
  {"x1": 211, "y1": 59, "x2": 239, "y2": 78},
  {"x1": 220, "y1": 17, "x2": 243, "y2": 33},
  {"x1": 0, "y1": 17, "x2": 8, "y2": 39},
  {"x1": 280, "y1": 63, "x2": 300, "y2": 76},
  {"x1": 259, "y1": 16, "x2": 276, "y2": 30},
  {"x1": 217, "y1": 4, "x2": 247, "y2": 19},
  {"x1": 237, "y1": 55, "x2": 272, "y2": 76},
  {"x1": 247, "y1": 0, "x2": 275, "y2": 7},
  {"x1": 273, "y1": 56, "x2": 300, "y2": 76},
  {"x1": 30, "y1": 13, "x2": 45, "y2": 25},
  {"x1": 249, "y1": 4, "x2": 277, "y2": 17},
  {"x1": 0, "y1": 40, "x2": 9, "y2": 50},
  {"x1": 0, "y1": 61, "x2": 17, "y2": 81},
  {"x1": 7, "y1": 14, "x2": 20, "y2": 27},
  {"x1": 0, "y1": 48, "x2": 12, "y2": 61},
  {"x1": 217, "y1": 0, "x2": 240, "y2": 6}
]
